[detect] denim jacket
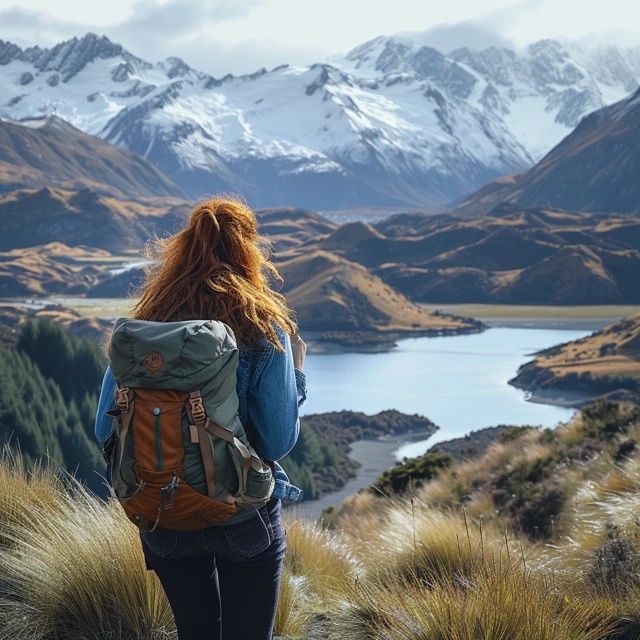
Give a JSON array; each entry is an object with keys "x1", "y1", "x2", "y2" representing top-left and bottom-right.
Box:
[{"x1": 94, "y1": 324, "x2": 306, "y2": 502}]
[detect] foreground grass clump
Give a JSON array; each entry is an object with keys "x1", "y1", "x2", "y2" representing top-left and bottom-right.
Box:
[
  {"x1": 0, "y1": 447, "x2": 65, "y2": 545},
  {"x1": 331, "y1": 567, "x2": 613, "y2": 640},
  {"x1": 0, "y1": 451, "x2": 335, "y2": 640},
  {"x1": 0, "y1": 461, "x2": 173, "y2": 640}
]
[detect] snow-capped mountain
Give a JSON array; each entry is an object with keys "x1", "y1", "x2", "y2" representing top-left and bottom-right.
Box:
[{"x1": 1, "y1": 33, "x2": 639, "y2": 209}]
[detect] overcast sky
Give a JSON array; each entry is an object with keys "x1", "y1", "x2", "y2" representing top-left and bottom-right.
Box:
[{"x1": 0, "y1": 0, "x2": 638, "y2": 75}]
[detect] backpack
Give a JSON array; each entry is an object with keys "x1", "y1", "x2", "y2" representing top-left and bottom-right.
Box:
[{"x1": 103, "y1": 317, "x2": 275, "y2": 532}]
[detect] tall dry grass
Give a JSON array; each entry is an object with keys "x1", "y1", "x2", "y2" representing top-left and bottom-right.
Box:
[
  {"x1": 0, "y1": 451, "x2": 319, "y2": 640},
  {"x1": 0, "y1": 446, "x2": 65, "y2": 544},
  {"x1": 330, "y1": 564, "x2": 615, "y2": 640},
  {"x1": 0, "y1": 458, "x2": 173, "y2": 640},
  {"x1": 2, "y1": 399, "x2": 640, "y2": 640}
]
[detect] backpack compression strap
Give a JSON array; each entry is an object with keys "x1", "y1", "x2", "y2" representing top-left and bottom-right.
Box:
[
  {"x1": 187, "y1": 390, "x2": 264, "y2": 501},
  {"x1": 113, "y1": 385, "x2": 134, "y2": 473},
  {"x1": 187, "y1": 391, "x2": 217, "y2": 500}
]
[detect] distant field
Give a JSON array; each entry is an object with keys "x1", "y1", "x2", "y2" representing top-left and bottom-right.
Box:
[
  {"x1": 45, "y1": 297, "x2": 135, "y2": 318},
  {"x1": 72, "y1": 255, "x2": 143, "y2": 265},
  {"x1": 32, "y1": 299, "x2": 640, "y2": 326},
  {"x1": 421, "y1": 304, "x2": 640, "y2": 320}
]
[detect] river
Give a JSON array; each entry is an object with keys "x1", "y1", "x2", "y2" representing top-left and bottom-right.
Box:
[{"x1": 293, "y1": 326, "x2": 591, "y2": 520}]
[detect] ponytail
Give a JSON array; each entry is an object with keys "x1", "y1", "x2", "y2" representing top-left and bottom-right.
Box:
[{"x1": 132, "y1": 196, "x2": 297, "y2": 350}]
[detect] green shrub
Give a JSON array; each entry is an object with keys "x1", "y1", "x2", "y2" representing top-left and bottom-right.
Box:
[
  {"x1": 491, "y1": 456, "x2": 565, "y2": 539},
  {"x1": 372, "y1": 452, "x2": 452, "y2": 496},
  {"x1": 587, "y1": 536, "x2": 640, "y2": 597}
]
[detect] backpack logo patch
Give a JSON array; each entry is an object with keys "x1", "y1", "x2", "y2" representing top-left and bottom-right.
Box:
[{"x1": 143, "y1": 351, "x2": 165, "y2": 373}]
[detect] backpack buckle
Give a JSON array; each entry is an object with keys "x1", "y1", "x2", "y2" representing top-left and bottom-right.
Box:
[
  {"x1": 188, "y1": 393, "x2": 206, "y2": 426},
  {"x1": 116, "y1": 386, "x2": 130, "y2": 412},
  {"x1": 159, "y1": 475, "x2": 179, "y2": 510}
]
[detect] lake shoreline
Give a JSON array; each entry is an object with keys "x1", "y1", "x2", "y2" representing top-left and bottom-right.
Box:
[
  {"x1": 289, "y1": 431, "x2": 435, "y2": 521},
  {"x1": 304, "y1": 324, "x2": 485, "y2": 354},
  {"x1": 306, "y1": 312, "x2": 631, "y2": 354},
  {"x1": 520, "y1": 386, "x2": 595, "y2": 408}
]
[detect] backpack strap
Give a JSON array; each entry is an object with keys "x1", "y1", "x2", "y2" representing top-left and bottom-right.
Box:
[
  {"x1": 187, "y1": 391, "x2": 217, "y2": 499},
  {"x1": 114, "y1": 384, "x2": 135, "y2": 471},
  {"x1": 204, "y1": 418, "x2": 264, "y2": 497}
]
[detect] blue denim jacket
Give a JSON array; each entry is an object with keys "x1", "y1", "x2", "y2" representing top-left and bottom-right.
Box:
[{"x1": 94, "y1": 325, "x2": 306, "y2": 502}]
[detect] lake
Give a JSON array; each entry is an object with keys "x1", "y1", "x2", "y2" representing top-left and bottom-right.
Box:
[{"x1": 301, "y1": 327, "x2": 591, "y2": 460}]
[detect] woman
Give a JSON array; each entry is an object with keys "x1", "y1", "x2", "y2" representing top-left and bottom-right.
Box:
[{"x1": 94, "y1": 196, "x2": 307, "y2": 640}]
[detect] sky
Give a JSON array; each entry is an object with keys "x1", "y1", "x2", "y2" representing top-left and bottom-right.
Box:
[{"x1": 0, "y1": 0, "x2": 638, "y2": 75}]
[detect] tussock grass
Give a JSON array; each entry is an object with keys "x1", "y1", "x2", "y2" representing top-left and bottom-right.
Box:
[
  {"x1": 274, "y1": 572, "x2": 310, "y2": 640},
  {"x1": 331, "y1": 564, "x2": 615, "y2": 640},
  {"x1": 0, "y1": 474, "x2": 173, "y2": 640},
  {"x1": 284, "y1": 520, "x2": 356, "y2": 598},
  {"x1": 352, "y1": 503, "x2": 535, "y2": 586},
  {"x1": 2, "y1": 399, "x2": 640, "y2": 639},
  {"x1": 0, "y1": 446, "x2": 65, "y2": 545}
]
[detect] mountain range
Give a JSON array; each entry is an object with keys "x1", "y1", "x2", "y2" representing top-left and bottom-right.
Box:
[
  {"x1": 5, "y1": 193, "x2": 640, "y2": 308},
  {"x1": 0, "y1": 186, "x2": 187, "y2": 252},
  {"x1": 1, "y1": 33, "x2": 639, "y2": 209},
  {"x1": 284, "y1": 207, "x2": 640, "y2": 304}
]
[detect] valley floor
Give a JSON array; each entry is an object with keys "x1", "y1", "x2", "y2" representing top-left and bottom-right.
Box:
[{"x1": 421, "y1": 304, "x2": 640, "y2": 331}]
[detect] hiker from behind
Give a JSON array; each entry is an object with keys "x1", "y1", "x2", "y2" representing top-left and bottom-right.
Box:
[{"x1": 94, "y1": 197, "x2": 307, "y2": 640}]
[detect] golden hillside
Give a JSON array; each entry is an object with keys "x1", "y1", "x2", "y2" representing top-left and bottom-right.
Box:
[
  {"x1": 277, "y1": 250, "x2": 481, "y2": 335},
  {"x1": 511, "y1": 314, "x2": 640, "y2": 399}
]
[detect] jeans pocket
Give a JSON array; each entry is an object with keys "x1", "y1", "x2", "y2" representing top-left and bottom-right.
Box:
[
  {"x1": 141, "y1": 528, "x2": 178, "y2": 558},
  {"x1": 223, "y1": 511, "x2": 272, "y2": 559}
]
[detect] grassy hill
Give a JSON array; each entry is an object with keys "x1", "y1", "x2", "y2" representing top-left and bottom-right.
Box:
[
  {"x1": 2, "y1": 401, "x2": 640, "y2": 639},
  {"x1": 0, "y1": 187, "x2": 187, "y2": 252},
  {"x1": 277, "y1": 249, "x2": 482, "y2": 340},
  {"x1": 367, "y1": 207, "x2": 640, "y2": 304},
  {"x1": 4, "y1": 185, "x2": 640, "y2": 307},
  {"x1": 511, "y1": 314, "x2": 640, "y2": 400},
  {"x1": 0, "y1": 242, "x2": 114, "y2": 296}
]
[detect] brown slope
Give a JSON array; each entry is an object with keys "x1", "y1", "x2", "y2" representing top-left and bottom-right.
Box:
[
  {"x1": 454, "y1": 88, "x2": 640, "y2": 216},
  {"x1": 374, "y1": 264, "x2": 496, "y2": 303},
  {"x1": 317, "y1": 220, "x2": 491, "y2": 267},
  {"x1": 0, "y1": 301, "x2": 111, "y2": 341},
  {"x1": 257, "y1": 207, "x2": 337, "y2": 251},
  {"x1": 0, "y1": 116, "x2": 184, "y2": 200},
  {"x1": 511, "y1": 314, "x2": 640, "y2": 399},
  {"x1": 0, "y1": 187, "x2": 188, "y2": 252},
  {"x1": 427, "y1": 226, "x2": 556, "y2": 271},
  {"x1": 0, "y1": 243, "x2": 108, "y2": 296},
  {"x1": 276, "y1": 250, "x2": 481, "y2": 334},
  {"x1": 497, "y1": 245, "x2": 622, "y2": 304},
  {"x1": 310, "y1": 206, "x2": 640, "y2": 305}
]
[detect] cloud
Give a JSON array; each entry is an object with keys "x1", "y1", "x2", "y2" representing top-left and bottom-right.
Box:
[
  {"x1": 401, "y1": 21, "x2": 515, "y2": 53},
  {"x1": 0, "y1": 0, "x2": 288, "y2": 74},
  {"x1": 115, "y1": 0, "x2": 264, "y2": 37},
  {"x1": 0, "y1": 6, "x2": 85, "y2": 46},
  {"x1": 398, "y1": 0, "x2": 544, "y2": 52}
]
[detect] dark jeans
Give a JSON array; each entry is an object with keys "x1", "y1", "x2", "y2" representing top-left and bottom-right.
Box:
[{"x1": 141, "y1": 498, "x2": 286, "y2": 640}]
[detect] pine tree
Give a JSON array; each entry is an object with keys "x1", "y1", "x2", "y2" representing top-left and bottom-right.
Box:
[{"x1": 1, "y1": 320, "x2": 107, "y2": 493}]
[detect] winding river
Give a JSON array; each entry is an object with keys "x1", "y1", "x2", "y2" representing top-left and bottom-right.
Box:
[{"x1": 292, "y1": 326, "x2": 591, "y2": 519}]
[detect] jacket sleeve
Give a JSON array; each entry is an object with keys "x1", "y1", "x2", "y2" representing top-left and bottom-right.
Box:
[
  {"x1": 94, "y1": 365, "x2": 117, "y2": 444},
  {"x1": 246, "y1": 327, "x2": 306, "y2": 461}
]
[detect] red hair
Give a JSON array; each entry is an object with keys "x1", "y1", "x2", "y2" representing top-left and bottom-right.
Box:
[{"x1": 132, "y1": 196, "x2": 297, "y2": 350}]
